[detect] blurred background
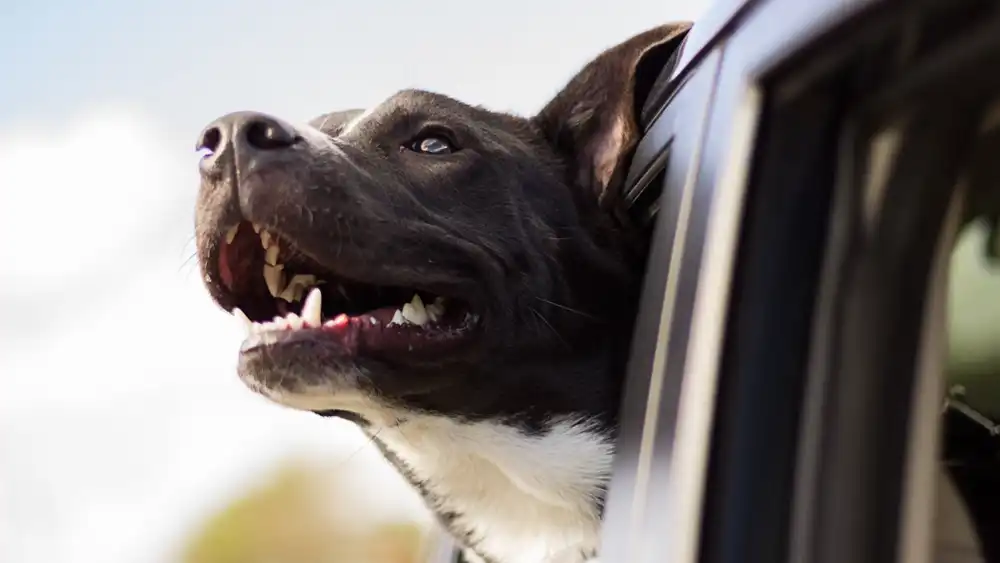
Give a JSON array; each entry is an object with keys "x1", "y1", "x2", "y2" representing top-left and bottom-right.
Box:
[{"x1": 0, "y1": 1, "x2": 710, "y2": 562}]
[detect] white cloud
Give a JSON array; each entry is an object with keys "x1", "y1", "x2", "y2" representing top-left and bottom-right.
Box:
[
  {"x1": 0, "y1": 108, "x2": 191, "y2": 294},
  {"x1": 0, "y1": 112, "x2": 427, "y2": 563}
]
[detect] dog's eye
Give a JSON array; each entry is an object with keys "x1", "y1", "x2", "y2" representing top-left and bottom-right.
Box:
[{"x1": 409, "y1": 136, "x2": 455, "y2": 155}]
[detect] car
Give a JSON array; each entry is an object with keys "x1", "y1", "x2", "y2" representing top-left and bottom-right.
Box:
[{"x1": 431, "y1": 0, "x2": 1000, "y2": 560}]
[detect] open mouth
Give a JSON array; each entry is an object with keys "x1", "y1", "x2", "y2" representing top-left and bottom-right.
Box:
[{"x1": 216, "y1": 221, "x2": 479, "y2": 357}]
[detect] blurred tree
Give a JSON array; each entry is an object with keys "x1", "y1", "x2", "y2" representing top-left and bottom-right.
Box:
[{"x1": 181, "y1": 460, "x2": 429, "y2": 563}]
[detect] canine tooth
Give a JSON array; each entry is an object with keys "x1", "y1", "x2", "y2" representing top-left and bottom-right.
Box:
[
  {"x1": 265, "y1": 244, "x2": 280, "y2": 266},
  {"x1": 301, "y1": 287, "x2": 322, "y2": 327},
  {"x1": 389, "y1": 309, "x2": 405, "y2": 326},
  {"x1": 401, "y1": 294, "x2": 429, "y2": 326},
  {"x1": 225, "y1": 224, "x2": 239, "y2": 244},
  {"x1": 232, "y1": 308, "x2": 252, "y2": 333},
  {"x1": 263, "y1": 264, "x2": 286, "y2": 297}
]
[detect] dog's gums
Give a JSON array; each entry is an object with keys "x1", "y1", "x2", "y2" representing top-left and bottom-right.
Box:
[{"x1": 217, "y1": 220, "x2": 479, "y2": 356}]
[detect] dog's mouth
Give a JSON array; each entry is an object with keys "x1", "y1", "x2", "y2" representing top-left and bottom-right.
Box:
[{"x1": 215, "y1": 221, "x2": 479, "y2": 358}]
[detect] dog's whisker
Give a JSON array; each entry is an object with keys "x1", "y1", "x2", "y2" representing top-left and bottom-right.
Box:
[
  {"x1": 391, "y1": 421, "x2": 421, "y2": 452},
  {"x1": 534, "y1": 297, "x2": 599, "y2": 320},
  {"x1": 330, "y1": 426, "x2": 385, "y2": 473},
  {"x1": 177, "y1": 251, "x2": 199, "y2": 273},
  {"x1": 317, "y1": 113, "x2": 333, "y2": 132},
  {"x1": 530, "y1": 307, "x2": 571, "y2": 349}
]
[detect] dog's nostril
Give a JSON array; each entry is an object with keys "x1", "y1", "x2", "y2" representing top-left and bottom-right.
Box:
[
  {"x1": 244, "y1": 119, "x2": 298, "y2": 151},
  {"x1": 196, "y1": 126, "x2": 222, "y2": 156}
]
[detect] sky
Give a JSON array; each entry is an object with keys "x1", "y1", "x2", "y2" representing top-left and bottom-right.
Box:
[{"x1": 0, "y1": 1, "x2": 711, "y2": 562}]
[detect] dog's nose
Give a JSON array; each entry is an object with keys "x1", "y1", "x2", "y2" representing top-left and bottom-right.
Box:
[{"x1": 196, "y1": 111, "x2": 299, "y2": 176}]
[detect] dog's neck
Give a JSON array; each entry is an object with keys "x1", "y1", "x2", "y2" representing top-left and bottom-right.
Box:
[
  {"x1": 369, "y1": 410, "x2": 613, "y2": 563},
  {"x1": 355, "y1": 286, "x2": 635, "y2": 563}
]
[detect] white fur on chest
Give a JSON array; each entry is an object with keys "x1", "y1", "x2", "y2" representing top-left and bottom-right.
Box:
[
  {"x1": 376, "y1": 415, "x2": 614, "y2": 563},
  {"x1": 256, "y1": 384, "x2": 612, "y2": 562}
]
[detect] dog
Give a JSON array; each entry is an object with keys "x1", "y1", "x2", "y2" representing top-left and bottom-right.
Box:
[{"x1": 193, "y1": 22, "x2": 692, "y2": 563}]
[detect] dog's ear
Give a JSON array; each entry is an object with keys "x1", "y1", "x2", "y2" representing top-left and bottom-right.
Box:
[{"x1": 534, "y1": 23, "x2": 692, "y2": 210}]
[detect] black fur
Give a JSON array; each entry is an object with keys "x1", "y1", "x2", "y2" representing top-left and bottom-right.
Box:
[{"x1": 193, "y1": 23, "x2": 692, "y2": 563}]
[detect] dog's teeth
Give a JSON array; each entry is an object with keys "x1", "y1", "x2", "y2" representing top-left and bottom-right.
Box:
[
  {"x1": 263, "y1": 264, "x2": 286, "y2": 297},
  {"x1": 369, "y1": 317, "x2": 379, "y2": 325},
  {"x1": 389, "y1": 309, "x2": 405, "y2": 326},
  {"x1": 277, "y1": 284, "x2": 298, "y2": 303},
  {"x1": 301, "y1": 287, "x2": 323, "y2": 327},
  {"x1": 279, "y1": 275, "x2": 318, "y2": 303},
  {"x1": 224, "y1": 224, "x2": 239, "y2": 245},
  {"x1": 426, "y1": 296, "x2": 446, "y2": 322},
  {"x1": 400, "y1": 305, "x2": 418, "y2": 324},
  {"x1": 426, "y1": 299, "x2": 444, "y2": 322},
  {"x1": 285, "y1": 313, "x2": 304, "y2": 331},
  {"x1": 260, "y1": 229, "x2": 272, "y2": 249},
  {"x1": 232, "y1": 307, "x2": 252, "y2": 333},
  {"x1": 265, "y1": 244, "x2": 280, "y2": 266},
  {"x1": 401, "y1": 294, "x2": 429, "y2": 326},
  {"x1": 269, "y1": 315, "x2": 288, "y2": 330}
]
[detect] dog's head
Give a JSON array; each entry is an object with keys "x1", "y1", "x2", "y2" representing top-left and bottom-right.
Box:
[{"x1": 193, "y1": 24, "x2": 691, "y2": 431}]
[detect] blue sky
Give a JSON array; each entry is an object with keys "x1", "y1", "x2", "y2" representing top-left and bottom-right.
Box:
[{"x1": 0, "y1": 2, "x2": 710, "y2": 562}]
